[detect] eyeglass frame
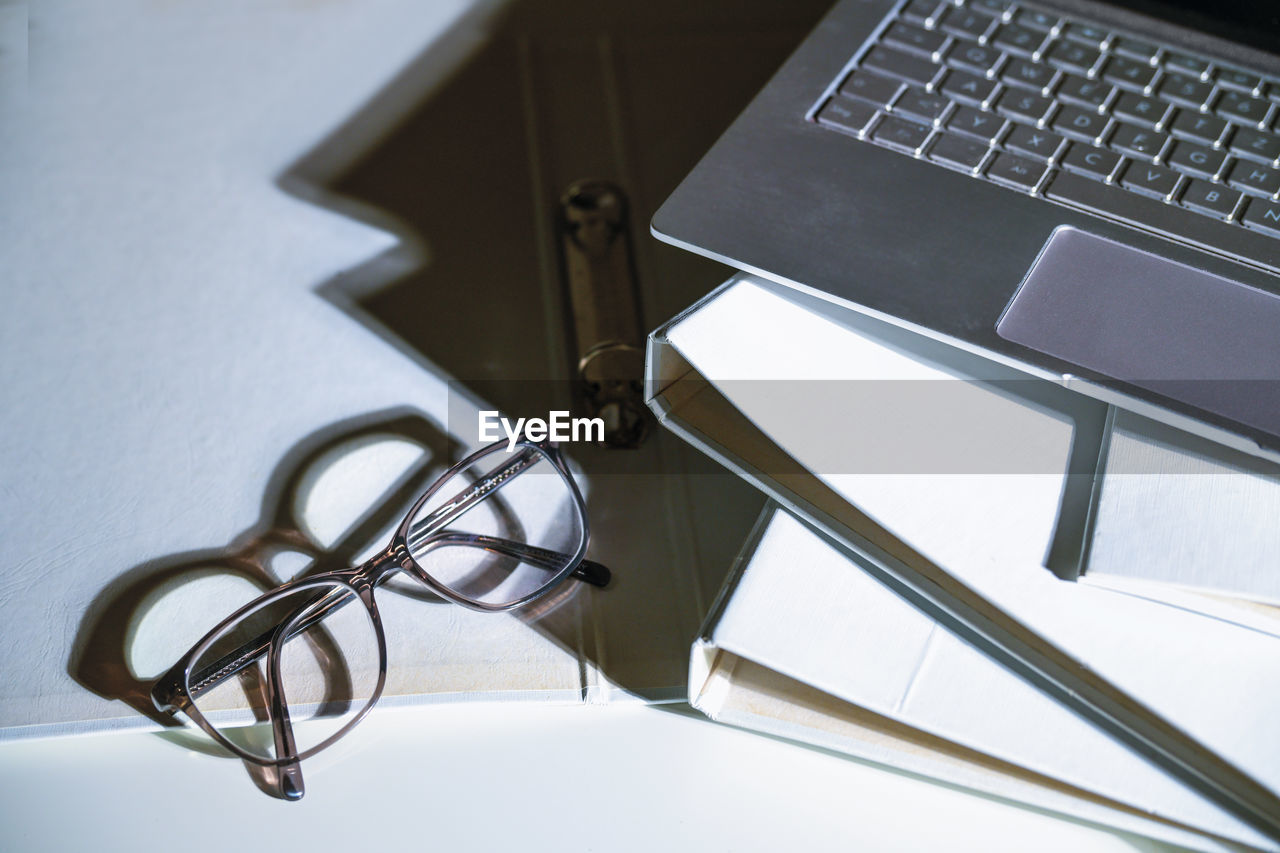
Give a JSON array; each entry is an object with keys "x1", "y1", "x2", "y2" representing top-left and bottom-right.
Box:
[{"x1": 149, "y1": 437, "x2": 609, "y2": 799}]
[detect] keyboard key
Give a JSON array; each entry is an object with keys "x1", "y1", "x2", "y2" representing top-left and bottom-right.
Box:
[
  {"x1": 894, "y1": 87, "x2": 950, "y2": 122},
  {"x1": 1001, "y1": 58, "x2": 1055, "y2": 92},
  {"x1": 1169, "y1": 109, "x2": 1228, "y2": 145},
  {"x1": 1120, "y1": 161, "x2": 1180, "y2": 198},
  {"x1": 941, "y1": 69, "x2": 998, "y2": 105},
  {"x1": 1057, "y1": 74, "x2": 1113, "y2": 110},
  {"x1": 1052, "y1": 106, "x2": 1108, "y2": 142},
  {"x1": 1164, "y1": 53, "x2": 1210, "y2": 79},
  {"x1": 1047, "y1": 40, "x2": 1101, "y2": 75},
  {"x1": 1102, "y1": 56, "x2": 1157, "y2": 91},
  {"x1": 1004, "y1": 124, "x2": 1065, "y2": 161},
  {"x1": 992, "y1": 24, "x2": 1046, "y2": 57},
  {"x1": 884, "y1": 22, "x2": 947, "y2": 56},
  {"x1": 1113, "y1": 38, "x2": 1158, "y2": 63},
  {"x1": 872, "y1": 114, "x2": 933, "y2": 152},
  {"x1": 863, "y1": 47, "x2": 940, "y2": 87},
  {"x1": 1180, "y1": 179, "x2": 1241, "y2": 218},
  {"x1": 1109, "y1": 124, "x2": 1167, "y2": 160},
  {"x1": 970, "y1": 0, "x2": 1012, "y2": 17},
  {"x1": 1229, "y1": 127, "x2": 1280, "y2": 163},
  {"x1": 840, "y1": 71, "x2": 905, "y2": 106},
  {"x1": 939, "y1": 6, "x2": 993, "y2": 40},
  {"x1": 947, "y1": 105, "x2": 1005, "y2": 143},
  {"x1": 1158, "y1": 74, "x2": 1213, "y2": 108},
  {"x1": 1113, "y1": 92, "x2": 1171, "y2": 129},
  {"x1": 986, "y1": 152, "x2": 1045, "y2": 189},
  {"x1": 997, "y1": 88, "x2": 1052, "y2": 123},
  {"x1": 929, "y1": 133, "x2": 990, "y2": 170},
  {"x1": 816, "y1": 97, "x2": 878, "y2": 135},
  {"x1": 946, "y1": 39, "x2": 1001, "y2": 75},
  {"x1": 1217, "y1": 68, "x2": 1263, "y2": 94},
  {"x1": 1061, "y1": 143, "x2": 1121, "y2": 179},
  {"x1": 1227, "y1": 159, "x2": 1280, "y2": 196},
  {"x1": 1241, "y1": 198, "x2": 1280, "y2": 235},
  {"x1": 1015, "y1": 8, "x2": 1057, "y2": 31},
  {"x1": 1166, "y1": 140, "x2": 1227, "y2": 178},
  {"x1": 1214, "y1": 90, "x2": 1271, "y2": 126},
  {"x1": 900, "y1": 0, "x2": 944, "y2": 26},
  {"x1": 1061, "y1": 23, "x2": 1108, "y2": 48}
]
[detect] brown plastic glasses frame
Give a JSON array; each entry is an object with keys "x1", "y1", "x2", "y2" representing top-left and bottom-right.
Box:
[{"x1": 150, "y1": 438, "x2": 609, "y2": 800}]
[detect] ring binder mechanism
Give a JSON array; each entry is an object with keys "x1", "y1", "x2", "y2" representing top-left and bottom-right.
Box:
[{"x1": 557, "y1": 180, "x2": 653, "y2": 449}]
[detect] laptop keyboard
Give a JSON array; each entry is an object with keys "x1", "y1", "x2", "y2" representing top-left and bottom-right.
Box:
[{"x1": 813, "y1": 0, "x2": 1280, "y2": 269}]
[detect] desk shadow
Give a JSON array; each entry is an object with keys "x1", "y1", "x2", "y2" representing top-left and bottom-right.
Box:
[{"x1": 272, "y1": 1, "x2": 832, "y2": 701}]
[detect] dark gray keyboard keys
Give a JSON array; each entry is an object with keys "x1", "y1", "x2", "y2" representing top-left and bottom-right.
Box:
[
  {"x1": 1015, "y1": 8, "x2": 1057, "y2": 31},
  {"x1": 1052, "y1": 106, "x2": 1108, "y2": 142},
  {"x1": 1169, "y1": 110, "x2": 1228, "y2": 145},
  {"x1": 1217, "y1": 69, "x2": 1263, "y2": 94},
  {"x1": 1180, "y1": 179, "x2": 1241, "y2": 218},
  {"x1": 992, "y1": 24, "x2": 1046, "y2": 57},
  {"x1": 1113, "y1": 93, "x2": 1171, "y2": 129},
  {"x1": 817, "y1": 97, "x2": 878, "y2": 135},
  {"x1": 1121, "y1": 161, "x2": 1180, "y2": 198},
  {"x1": 901, "y1": 0, "x2": 943, "y2": 26},
  {"x1": 884, "y1": 22, "x2": 947, "y2": 57},
  {"x1": 863, "y1": 47, "x2": 939, "y2": 87},
  {"x1": 1061, "y1": 23, "x2": 1108, "y2": 48},
  {"x1": 996, "y1": 89, "x2": 1052, "y2": 124},
  {"x1": 1112, "y1": 37, "x2": 1158, "y2": 62},
  {"x1": 1227, "y1": 160, "x2": 1280, "y2": 196},
  {"x1": 1061, "y1": 143, "x2": 1121, "y2": 179},
  {"x1": 1005, "y1": 124, "x2": 1065, "y2": 161},
  {"x1": 941, "y1": 70, "x2": 998, "y2": 105},
  {"x1": 1214, "y1": 90, "x2": 1271, "y2": 126},
  {"x1": 840, "y1": 71, "x2": 904, "y2": 106},
  {"x1": 1057, "y1": 74, "x2": 1113, "y2": 110},
  {"x1": 948, "y1": 105, "x2": 1005, "y2": 143},
  {"x1": 1229, "y1": 127, "x2": 1280, "y2": 164},
  {"x1": 1166, "y1": 141, "x2": 1227, "y2": 179},
  {"x1": 1102, "y1": 56, "x2": 1157, "y2": 91},
  {"x1": 971, "y1": 0, "x2": 1013, "y2": 17},
  {"x1": 1109, "y1": 124, "x2": 1167, "y2": 160},
  {"x1": 1047, "y1": 40, "x2": 1101, "y2": 75},
  {"x1": 1002, "y1": 58, "x2": 1055, "y2": 93},
  {"x1": 1164, "y1": 53, "x2": 1211, "y2": 78},
  {"x1": 894, "y1": 87, "x2": 950, "y2": 122},
  {"x1": 819, "y1": 0, "x2": 1280, "y2": 261},
  {"x1": 939, "y1": 6, "x2": 994, "y2": 40},
  {"x1": 929, "y1": 133, "x2": 990, "y2": 170},
  {"x1": 947, "y1": 39, "x2": 1001, "y2": 75},
  {"x1": 986, "y1": 152, "x2": 1045, "y2": 189},
  {"x1": 872, "y1": 114, "x2": 933, "y2": 152},
  {"x1": 1241, "y1": 198, "x2": 1280, "y2": 235},
  {"x1": 1158, "y1": 74, "x2": 1214, "y2": 108}
]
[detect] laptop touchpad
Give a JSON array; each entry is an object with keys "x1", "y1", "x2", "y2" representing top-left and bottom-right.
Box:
[{"x1": 996, "y1": 227, "x2": 1280, "y2": 441}]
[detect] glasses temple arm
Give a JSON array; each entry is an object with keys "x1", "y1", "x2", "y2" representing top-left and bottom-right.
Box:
[{"x1": 421, "y1": 532, "x2": 610, "y2": 588}]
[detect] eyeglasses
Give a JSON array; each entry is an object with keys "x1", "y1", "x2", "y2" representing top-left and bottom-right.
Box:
[{"x1": 150, "y1": 438, "x2": 609, "y2": 800}]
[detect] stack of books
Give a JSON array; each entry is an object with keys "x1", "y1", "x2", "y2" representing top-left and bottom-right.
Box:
[{"x1": 645, "y1": 273, "x2": 1280, "y2": 851}]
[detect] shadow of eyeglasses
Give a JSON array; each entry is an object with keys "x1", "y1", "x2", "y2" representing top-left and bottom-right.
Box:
[{"x1": 68, "y1": 407, "x2": 464, "y2": 731}]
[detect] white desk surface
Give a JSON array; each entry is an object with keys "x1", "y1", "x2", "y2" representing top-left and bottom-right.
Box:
[
  {"x1": 0, "y1": 1, "x2": 1181, "y2": 848},
  {"x1": 0, "y1": 701, "x2": 1168, "y2": 853}
]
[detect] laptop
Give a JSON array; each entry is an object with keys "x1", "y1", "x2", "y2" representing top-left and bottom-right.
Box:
[{"x1": 652, "y1": 0, "x2": 1280, "y2": 461}]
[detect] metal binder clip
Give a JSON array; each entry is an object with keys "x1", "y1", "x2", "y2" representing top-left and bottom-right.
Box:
[{"x1": 558, "y1": 179, "x2": 653, "y2": 448}]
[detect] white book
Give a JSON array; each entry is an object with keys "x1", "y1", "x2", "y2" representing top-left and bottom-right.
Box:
[
  {"x1": 1083, "y1": 408, "x2": 1280, "y2": 606},
  {"x1": 647, "y1": 274, "x2": 1280, "y2": 842},
  {"x1": 695, "y1": 503, "x2": 1274, "y2": 852}
]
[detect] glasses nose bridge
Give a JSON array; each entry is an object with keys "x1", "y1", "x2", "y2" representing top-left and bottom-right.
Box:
[{"x1": 353, "y1": 545, "x2": 411, "y2": 589}]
